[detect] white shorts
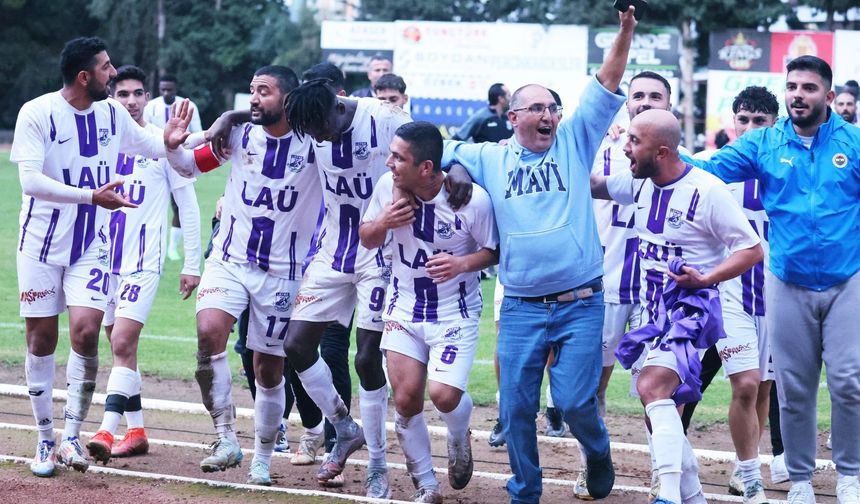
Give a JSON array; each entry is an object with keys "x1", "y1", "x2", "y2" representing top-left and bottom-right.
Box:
[
  {"x1": 18, "y1": 243, "x2": 112, "y2": 317},
  {"x1": 602, "y1": 302, "x2": 641, "y2": 367},
  {"x1": 720, "y1": 305, "x2": 770, "y2": 379},
  {"x1": 291, "y1": 254, "x2": 390, "y2": 332},
  {"x1": 103, "y1": 271, "x2": 161, "y2": 326},
  {"x1": 493, "y1": 277, "x2": 504, "y2": 323},
  {"x1": 196, "y1": 258, "x2": 300, "y2": 357},
  {"x1": 380, "y1": 318, "x2": 479, "y2": 391}
]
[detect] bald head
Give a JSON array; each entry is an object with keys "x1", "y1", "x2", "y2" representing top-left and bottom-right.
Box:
[
  {"x1": 632, "y1": 109, "x2": 681, "y2": 150},
  {"x1": 624, "y1": 108, "x2": 685, "y2": 183}
]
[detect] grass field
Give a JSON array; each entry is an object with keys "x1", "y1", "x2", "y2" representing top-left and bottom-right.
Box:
[{"x1": 0, "y1": 150, "x2": 833, "y2": 427}]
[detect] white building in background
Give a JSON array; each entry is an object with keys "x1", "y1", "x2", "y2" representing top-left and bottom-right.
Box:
[{"x1": 291, "y1": 0, "x2": 360, "y2": 22}]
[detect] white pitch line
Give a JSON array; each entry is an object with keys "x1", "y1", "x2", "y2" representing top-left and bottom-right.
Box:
[
  {"x1": 0, "y1": 383, "x2": 836, "y2": 471},
  {"x1": 0, "y1": 422, "x2": 769, "y2": 503}
]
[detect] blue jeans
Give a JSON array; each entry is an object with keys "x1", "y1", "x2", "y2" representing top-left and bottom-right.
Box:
[{"x1": 499, "y1": 292, "x2": 608, "y2": 504}]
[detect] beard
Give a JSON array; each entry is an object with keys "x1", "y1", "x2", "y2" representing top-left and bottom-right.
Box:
[
  {"x1": 251, "y1": 107, "x2": 282, "y2": 126},
  {"x1": 788, "y1": 100, "x2": 827, "y2": 129},
  {"x1": 631, "y1": 156, "x2": 657, "y2": 179},
  {"x1": 840, "y1": 110, "x2": 855, "y2": 122},
  {"x1": 86, "y1": 80, "x2": 110, "y2": 102}
]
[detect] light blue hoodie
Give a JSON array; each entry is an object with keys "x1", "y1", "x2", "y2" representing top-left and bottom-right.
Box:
[{"x1": 442, "y1": 77, "x2": 626, "y2": 297}]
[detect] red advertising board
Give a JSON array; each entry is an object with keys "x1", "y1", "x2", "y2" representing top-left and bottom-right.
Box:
[{"x1": 769, "y1": 31, "x2": 833, "y2": 73}]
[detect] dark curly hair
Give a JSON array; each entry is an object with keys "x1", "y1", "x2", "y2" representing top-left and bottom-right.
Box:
[{"x1": 286, "y1": 79, "x2": 337, "y2": 139}]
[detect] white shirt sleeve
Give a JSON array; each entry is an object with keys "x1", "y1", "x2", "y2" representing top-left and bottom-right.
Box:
[
  {"x1": 362, "y1": 172, "x2": 392, "y2": 224},
  {"x1": 19, "y1": 163, "x2": 92, "y2": 204},
  {"x1": 606, "y1": 169, "x2": 637, "y2": 205},
  {"x1": 171, "y1": 182, "x2": 201, "y2": 276},
  {"x1": 704, "y1": 184, "x2": 761, "y2": 253}
]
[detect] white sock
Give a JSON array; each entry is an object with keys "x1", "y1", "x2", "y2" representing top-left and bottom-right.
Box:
[
  {"x1": 100, "y1": 366, "x2": 139, "y2": 434},
  {"x1": 169, "y1": 226, "x2": 182, "y2": 253},
  {"x1": 26, "y1": 353, "x2": 55, "y2": 442},
  {"x1": 680, "y1": 436, "x2": 704, "y2": 502},
  {"x1": 297, "y1": 359, "x2": 348, "y2": 422},
  {"x1": 124, "y1": 369, "x2": 144, "y2": 429},
  {"x1": 360, "y1": 384, "x2": 388, "y2": 470},
  {"x1": 546, "y1": 386, "x2": 555, "y2": 409},
  {"x1": 196, "y1": 351, "x2": 237, "y2": 443},
  {"x1": 437, "y1": 392, "x2": 473, "y2": 440},
  {"x1": 63, "y1": 350, "x2": 98, "y2": 439},
  {"x1": 395, "y1": 411, "x2": 436, "y2": 489},
  {"x1": 838, "y1": 474, "x2": 859, "y2": 489},
  {"x1": 646, "y1": 399, "x2": 684, "y2": 503},
  {"x1": 495, "y1": 390, "x2": 500, "y2": 406},
  {"x1": 254, "y1": 378, "x2": 285, "y2": 467},
  {"x1": 305, "y1": 419, "x2": 324, "y2": 436},
  {"x1": 737, "y1": 456, "x2": 762, "y2": 485}
]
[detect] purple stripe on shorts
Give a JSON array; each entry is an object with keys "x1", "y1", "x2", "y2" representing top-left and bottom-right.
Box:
[
  {"x1": 40, "y1": 209, "x2": 60, "y2": 263},
  {"x1": 137, "y1": 224, "x2": 146, "y2": 272},
  {"x1": 19, "y1": 197, "x2": 35, "y2": 251},
  {"x1": 109, "y1": 211, "x2": 127, "y2": 274}
]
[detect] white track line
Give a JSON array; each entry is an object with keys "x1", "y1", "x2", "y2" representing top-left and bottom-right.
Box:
[
  {"x1": 0, "y1": 383, "x2": 836, "y2": 470},
  {"x1": 0, "y1": 422, "x2": 765, "y2": 503}
]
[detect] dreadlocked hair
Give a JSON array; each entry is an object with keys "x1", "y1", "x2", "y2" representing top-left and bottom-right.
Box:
[{"x1": 287, "y1": 79, "x2": 336, "y2": 139}]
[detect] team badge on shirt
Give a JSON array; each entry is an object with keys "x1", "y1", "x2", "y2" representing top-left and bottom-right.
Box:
[
  {"x1": 288, "y1": 154, "x2": 305, "y2": 173},
  {"x1": 98, "y1": 248, "x2": 110, "y2": 266},
  {"x1": 98, "y1": 128, "x2": 111, "y2": 147},
  {"x1": 667, "y1": 209, "x2": 684, "y2": 228},
  {"x1": 833, "y1": 153, "x2": 848, "y2": 169},
  {"x1": 354, "y1": 142, "x2": 370, "y2": 160},
  {"x1": 274, "y1": 292, "x2": 291, "y2": 312},
  {"x1": 436, "y1": 221, "x2": 454, "y2": 239}
]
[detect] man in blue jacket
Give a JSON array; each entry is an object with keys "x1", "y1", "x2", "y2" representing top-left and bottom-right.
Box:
[
  {"x1": 442, "y1": 7, "x2": 638, "y2": 503},
  {"x1": 685, "y1": 56, "x2": 860, "y2": 504}
]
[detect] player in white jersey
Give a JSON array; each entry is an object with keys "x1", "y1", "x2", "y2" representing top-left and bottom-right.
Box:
[
  {"x1": 11, "y1": 37, "x2": 173, "y2": 478},
  {"x1": 164, "y1": 66, "x2": 323, "y2": 486},
  {"x1": 690, "y1": 86, "x2": 781, "y2": 497},
  {"x1": 591, "y1": 109, "x2": 763, "y2": 504},
  {"x1": 360, "y1": 122, "x2": 499, "y2": 502},
  {"x1": 82, "y1": 65, "x2": 201, "y2": 464},
  {"x1": 283, "y1": 80, "x2": 412, "y2": 498},
  {"x1": 143, "y1": 74, "x2": 202, "y2": 261}
]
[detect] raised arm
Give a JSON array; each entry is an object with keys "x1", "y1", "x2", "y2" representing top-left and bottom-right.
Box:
[{"x1": 594, "y1": 7, "x2": 638, "y2": 93}]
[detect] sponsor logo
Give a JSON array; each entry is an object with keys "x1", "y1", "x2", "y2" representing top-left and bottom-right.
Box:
[
  {"x1": 196, "y1": 286, "x2": 228, "y2": 301},
  {"x1": 98, "y1": 128, "x2": 110, "y2": 147},
  {"x1": 666, "y1": 208, "x2": 683, "y2": 229},
  {"x1": 90, "y1": 296, "x2": 102, "y2": 302},
  {"x1": 436, "y1": 221, "x2": 453, "y2": 239},
  {"x1": 98, "y1": 248, "x2": 110, "y2": 266},
  {"x1": 274, "y1": 292, "x2": 291, "y2": 312},
  {"x1": 288, "y1": 154, "x2": 305, "y2": 173},
  {"x1": 718, "y1": 342, "x2": 753, "y2": 362},
  {"x1": 354, "y1": 142, "x2": 370, "y2": 160},
  {"x1": 58, "y1": 137, "x2": 72, "y2": 144},
  {"x1": 265, "y1": 342, "x2": 280, "y2": 347},
  {"x1": 443, "y1": 326, "x2": 462, "y2": 342},
  {"x1": 20, "y1": 287, "x2": 56, "y2": 305},
  {"x1": 780, "y1": 157, "x2": 795, "y2": 167},
  {"x1": 294, "y1": 294, "x2": 319, "y2": 307},
  {"x1": 384, "y1": 320, "x2": 404, "y2": 332},
  {"x1": 833, "y1": 153, "x2": 848, "y2": 169},
  {"x1": 28, "y1": 389, "x2": 45, "y2": 397},
  {"x1": 717, "y1": 32, "x2": 763, "y2": 71},
  {"x1": 434, "y1": 367, "x2": 449, "y2": 373},
  {"x1": 371, "y1": 316, "x2": 384, "y2": 324}
]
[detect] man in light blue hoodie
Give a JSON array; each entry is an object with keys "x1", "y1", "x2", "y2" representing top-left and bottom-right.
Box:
[{"x1": 442, "y1": 7, "x2": 638, "y2": 503}]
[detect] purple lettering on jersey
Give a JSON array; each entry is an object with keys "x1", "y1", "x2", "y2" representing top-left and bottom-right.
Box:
[
  {"x1": 288, "y1": 231, "x2": 297, "y2": 281},
  {"x1": 242, "y1": 124, "x2": 252, "y2": 149},
  {"x1": 412, "y1": 276, "x2": 439, "y2": 322},
  {"x1": 743, "y1": 179, "x2": 764, "y2": 211},
  {"x1": 643, "y1": 268, "x2": 665, "y2": 325},
  {"x1": 49, "y1": 114, "x2": 56, "y2": 142},
  {"x1": 75, "y1": 112, "x2": 98, "y2": 158},
  {"x1": 331, "y1": 203, "x2": 360, "y2": 273},
  {"x1": 387, "y1": 277, "x2": 400, "y2": 315},
  {"x1": 619, "y1": 237, "x2": 641, "y2": 304},
  {"x1": 611, "y1": 204, "x2": 635, "y2": 228},
  {"x1": 109, "y1": 211, "x2": 127, "y2": 274},
  {"x1": 686, "y1": 189, "x2": 700, "y2": 222},
  {"x1": 69, "y1": 204, "x2": 96, "y2": 265},
  {"x1": 369, "y1": 116, "x2": 377, "y2": 148},
  {"x1": 116, "y1": 153, "x2": 135, "y2": 176},
  {"x1": 412, "y1": 203, "x2": 436, "y2": 243},
  {"x1": 262, "y1": 137, "x2": 291, "y2": 179},
  {"x1": 221, "y1": 216, "x2": 236, "y2": 261},
  {"x1": 136, "y1": 224, "x2": 146, "y2": 272},
  {"x1": 109, "y1": 103, "x2": 116, "y2": 135},
  {"x1": 603, "y1": 147, "x2": 611, "y2": 176},
  {"x1": 39, "y1": 209, "x2": 61, "y2": 263},
  {"x1": 247, "y1": 216, "x2": 275, "y2": 271},
  {"x1": 332, "y1": 131, "x2": 354, "y2": 169},
  {"x1": 741, "y1": 220, "x2": 766, "y2": 316},
  {"x1": 19, "y1": 197, "x2": 35, "y2": 251},
  {"x1": 457, "y1": 281, "x2": 469, "y2": 318},
  {"x1": 646, "y1": 188, "x2": 674, "y2": 234}
]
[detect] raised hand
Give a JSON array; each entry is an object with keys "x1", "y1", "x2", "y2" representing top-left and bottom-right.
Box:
[{"x1": 164, "y1": 99, "x2": 193, "y2": 150}]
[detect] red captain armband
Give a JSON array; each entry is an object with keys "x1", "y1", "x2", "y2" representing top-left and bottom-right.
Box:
[{"x1": 193, "y1": 143, "x2": 221, "y2": 173}]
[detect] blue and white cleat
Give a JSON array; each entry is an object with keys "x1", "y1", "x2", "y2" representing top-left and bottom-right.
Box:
[{"x1": 30, "y1": 439, "x2": 56, "y2": 477}]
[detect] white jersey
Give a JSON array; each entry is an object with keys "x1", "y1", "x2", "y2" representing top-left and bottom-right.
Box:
[
  {"x1": 143, "y1": 95, "x2": 202, "y2": 133},
  {"x1": 11, "y1": 92, "x2": 165, "y2": 266},
  {"x1": 720, "y1": 179, "x2": 770, "y2": 316},
  {"x1": 363, "y1": 172, "x2": 498, "y2": 322},
  {"x1": 109, "y1": 123, "x2": 196, "y2": 275},
  {"x1": 606, "y1": 166, "x2": 761, "y2": 325},
  {"x1": 211, "y1": 123, "x2": 322, "y2": 279},
  {"x1": 591, "y1": 137, "x2": 640, "y2": 305},
  {"x1": 313, "y1": 98, "x2": 412, "y2": 274}
]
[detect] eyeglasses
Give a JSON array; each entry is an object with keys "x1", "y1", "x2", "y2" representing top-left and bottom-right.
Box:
[{"x1": 512, "y1": 103, "x2": 563, "y2": 116}]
